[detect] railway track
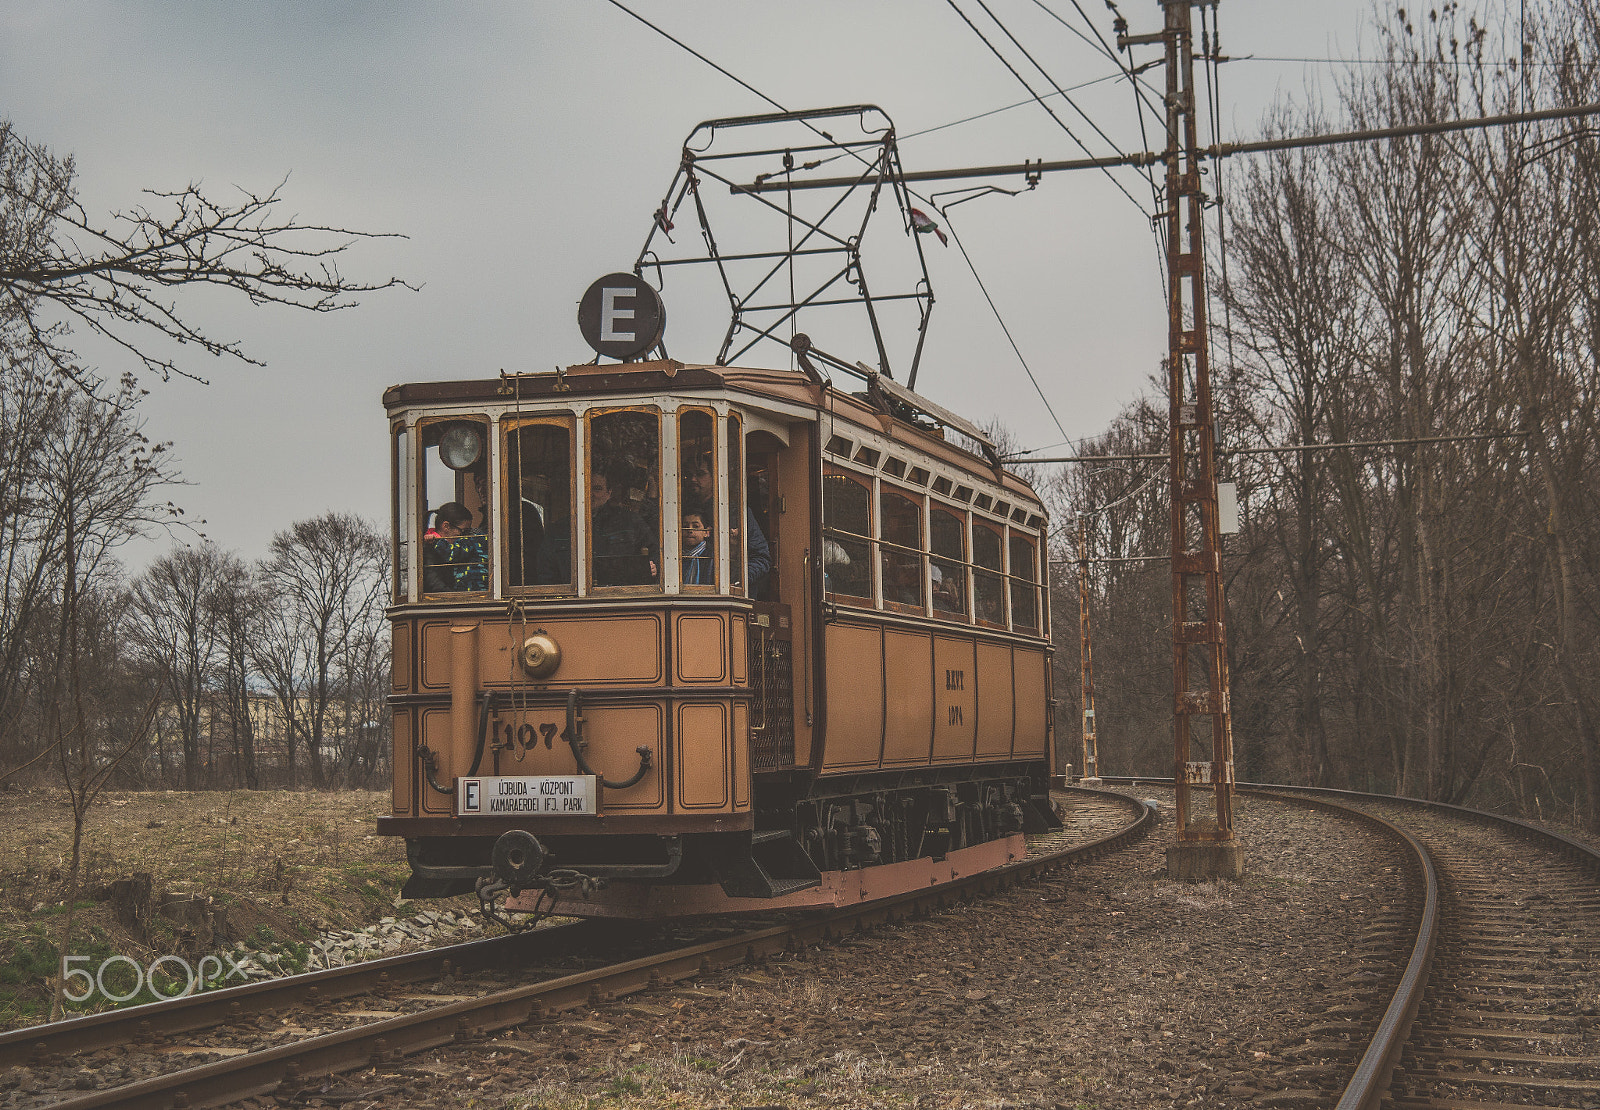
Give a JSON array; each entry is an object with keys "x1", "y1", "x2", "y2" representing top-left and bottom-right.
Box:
[
  {"x1": 2, "y1": 787, "x2": 1150, "y2": 1110},
  {"x1": 1110, "y1": 778, "x2": 1600, "y2": 1109}
]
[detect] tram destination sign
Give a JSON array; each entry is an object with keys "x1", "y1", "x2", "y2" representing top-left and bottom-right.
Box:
[
  {"x1": 456, "y1": 775, "x2": 599, "y2": 816},
  {"x1": 577, "y1": 272, "x2": 665, "y2": 360}
]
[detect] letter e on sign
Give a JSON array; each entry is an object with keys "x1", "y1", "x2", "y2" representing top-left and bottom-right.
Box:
[{"x1": 578, "y1": 273, "x2": 666, "y2": 360}]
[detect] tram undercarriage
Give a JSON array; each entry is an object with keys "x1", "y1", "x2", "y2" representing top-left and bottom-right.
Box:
[{"x1": 402, "y1": 766, "x2": 1059, "y2": 918}]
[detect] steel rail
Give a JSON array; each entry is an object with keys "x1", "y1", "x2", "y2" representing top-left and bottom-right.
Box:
[
  {"x1": 0, "y1": 921, "x2": 593, "y2": 1068},
  {"x1": 36, "y1": 788, "x2": 1153, "y2": 1110},
  {"x1": 1232, "y1": 789, "x2": 1440, "y2": 1110},
  {"x1": 1104, "y1": 776, "x2": 1600, "y2": 1107},
  {"x1": 1241, "y1": 781, "x2": 1600, "y2": 879}
]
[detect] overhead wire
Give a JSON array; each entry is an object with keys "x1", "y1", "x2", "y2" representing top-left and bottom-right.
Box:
[
  {"x1": 974, "y1": 0, "x2": 1141, "y2": 163},
  {"x1": 606, "y1": 0, "x2": 1092, "y2": 442},
  {"x1": 1034, "y1": 0, "x2": 1166, "y2": 120},
  {"x1": 1041, "y1": 0, "x2": 1170, "y2": 299},
  {"x1": 944, "y1": 0, "x2": 1153, "y2": 219},
  {"x1": 807, "y1": 71, "x2": 1129, "y2": 170},
  {"x1": 937, "y1": 209, "x2": 1071, "y2": 443},
  {"x1": 1199, "y1": 0, "x2": 1237, "y2": 448},
  {"x1": 604, "y1": 0, "x2": 887, "y2": 186}
]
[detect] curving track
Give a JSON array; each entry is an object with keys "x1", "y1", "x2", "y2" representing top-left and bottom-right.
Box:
[
  {"x1": 2, "y1": 787, "x2": 1151, "y2": 1110},
  {"x1": 1265, "y1": 788, "x2": 1600, "y2": 1110},
  {"x1": 1108, "y1": 779, "x2": 1600, "y2": 1109}
]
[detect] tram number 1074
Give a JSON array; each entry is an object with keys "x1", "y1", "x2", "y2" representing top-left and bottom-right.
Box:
[{"x1": 491, "y1": 718, "x2": 562, "y2": 755}]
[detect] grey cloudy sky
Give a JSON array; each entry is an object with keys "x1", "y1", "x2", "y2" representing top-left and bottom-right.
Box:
[{"x1": 1, "y1": 0, "x2": 1383, "y2": 564}]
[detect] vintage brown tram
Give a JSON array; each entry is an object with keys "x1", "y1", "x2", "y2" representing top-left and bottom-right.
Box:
[{"x1": 379, "y1": 338, "x2": 1058, "y2": 919}]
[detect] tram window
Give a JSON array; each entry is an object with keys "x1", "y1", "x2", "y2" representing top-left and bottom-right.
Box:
[
  {"x1": 973, "y1": 523, "x2": 1005, "y2": 626},
  {"x1": 822, "y1": 471, "x2": 871, "y2": 600},
  {"x1": 974, "y1": 494, "x2": 993, "y2": 512},
  {"x1": 854, "y1": 446, "x2": 881, "y2": 467},
  {"x1": 882, "y1": 457, "x2": 906, "y2": 478},
  {"x1": 420, "y1": 417, "x2": 489, "y2": 595},
  {"x1": 931, "y1": 476, "x2": 952, "y2": 496},
  {"x1": 679, "y1": 409, "x2": 718, "y2": 591},
  {"x1": 1009, "y1": 534, "x2": 1040, "y2": 633},
  {"x1": 930, "y1": 507, "x2": 967, "y2": 618},
  {"x1": 880, "y1": 488, "x2": 924, "y2": 610},
  {"x1": 727, "y1": 415, "x2": 745, "y2": 592},
  {"x1": 588, "y1": 409, "x2": 660, "y2": 589},
  {"x1": 745, "y1": 443, "x2": 778, "y2": 599},
  {"x1": 393, "y1": 424, "x2": 410, "y2": 603},
  {"x1": 505, "y1": 420, "x2": 573, "y2": 591},
  {"x1": 825, "y1": 434, "x2": 853, "y2": 458},
  {"x1": 908, "y1": 466, "x2": 930, "y2": 486}
]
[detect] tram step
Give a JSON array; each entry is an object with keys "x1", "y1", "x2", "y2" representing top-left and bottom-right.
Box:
[{"x1": 714, "y1": 829, "x2": 823, "y2": 899}]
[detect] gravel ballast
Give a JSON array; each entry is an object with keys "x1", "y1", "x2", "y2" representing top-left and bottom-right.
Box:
[{"x1": 291, "y1": 788, "x2": 1409, "y2": 1109}]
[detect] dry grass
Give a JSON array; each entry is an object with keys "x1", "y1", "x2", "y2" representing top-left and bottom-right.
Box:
[{"x1": 0, "y1": 787, "x2": 432, "y2": 1029}]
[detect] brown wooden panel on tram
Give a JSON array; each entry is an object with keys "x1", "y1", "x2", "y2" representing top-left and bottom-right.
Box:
[
  {"x1": 931, "y1": 636, "x2": 978, "y2": 763},
  {"x1": 882, "y1": 629, "x2": 934, "y2": 766},
  {"x1": 419, "y1": 708, "x2": 453, "y2": 814},
  {"x1": 1012, "y1": 647, "x2": 1049, "y2": 758},
  {"x1": 674, "y1": 612, "x2": 728, "y2": 684},
  {"x1": 732, "y1": 700, "x2": 752, "y2": 807},
  {"x1": 676, "y1": 702, "x2": 730, "y2": 810},
  {"x1": 488, "y1": 702, "x2": 666, "y2": 811},
  {"x1": 730, "y1": 614, "x2": 749, "y2": 686},
  {"x1": 490, "y1": 704, "x2": 576, "y2": 778},
  {"x1": 392, "y1": 622, "x2": 412, "y2": 693},
  {"x1": 418, "y1": 614, "x2": 665, "y2": 690},
  {"x1": 771, "y1": 423, "x2": 813, "y2": 768},
  {"x1": 392, "y1": 709, "x2": 414, "y2": 815},
  {"x1": 974, "y1": 640, "x2": 1015, "y2": 760},
  {"x1": 822, "y1": 622, "x2": 884, "y2": 771},
  {"x1": 582, "y1": 704, "x2": 665, "y2": 810}
]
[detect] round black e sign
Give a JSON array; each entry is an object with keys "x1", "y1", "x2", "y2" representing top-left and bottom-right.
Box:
[{"x1": 577, "y1": 273, "x2": 665, "y2": 360}]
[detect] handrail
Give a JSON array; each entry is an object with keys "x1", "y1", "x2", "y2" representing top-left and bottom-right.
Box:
[{"x1": 563, "y1": 689, "x2": 652, "y2": 790}]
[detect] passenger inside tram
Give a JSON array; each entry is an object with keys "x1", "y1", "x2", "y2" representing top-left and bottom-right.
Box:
[
  {"x1": 506, "y1": 423, "x2": 573, "y2": 588},
  {"x1": 680, "y1": 503, "x2": 713, "y2": 586},
  {"x1": 423, "y1": 502, "x2": 487, "y2": 592},
  {"x1": 589, "y1": 410, "x2": 660, "y2": 588},
  {"x1": 590, "y1": 465, "x2": 657, "y2": 586},
  {"x1": 685, "y1": 452, "x2": 771, "y2": 593}
]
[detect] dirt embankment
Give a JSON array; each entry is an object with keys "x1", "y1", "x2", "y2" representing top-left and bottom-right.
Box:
[{"x1": 0, "y1": 788, "x2": 445, "y2": 1030}]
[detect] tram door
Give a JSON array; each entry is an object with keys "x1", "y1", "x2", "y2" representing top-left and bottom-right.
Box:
[{"x1": 746, "y1": 429, "x2": 804, "y2": 771}]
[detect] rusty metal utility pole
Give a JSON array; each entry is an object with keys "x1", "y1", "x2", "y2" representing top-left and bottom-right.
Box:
[
  {"x1": 1076, "y1": 517, "x2": 1101, "y2": 785},
  {"x1": 1138, "y1": 0, "x2": 1243, "y2": 879}
]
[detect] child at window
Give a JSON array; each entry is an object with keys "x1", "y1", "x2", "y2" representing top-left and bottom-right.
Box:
[{"x1": 681, "y1": 503, "x2": 713, "y2": 586}]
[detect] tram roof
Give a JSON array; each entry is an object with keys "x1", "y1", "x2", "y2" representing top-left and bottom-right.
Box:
[{"x1": 384, "y1": 359, "x2": 1046, "y2": 506}]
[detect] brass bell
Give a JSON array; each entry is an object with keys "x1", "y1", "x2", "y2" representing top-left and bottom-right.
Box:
[{"x1": 518, "y1": 633, "x2": 562, "y2": 680}]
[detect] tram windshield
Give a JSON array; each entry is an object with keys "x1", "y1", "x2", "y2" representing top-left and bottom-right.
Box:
[
  {"x1": 679, "y1": 409, "x2": 718, "y2": 590},
  {"x1": 505, "y1": 420, "x2": 574, "y2": 589},
  {"x1": 588, "y1": 409, "x2": 661, "y2": 588},
  {"x1": 420, "y1": 417, "x2": 489, "y2": 595}
]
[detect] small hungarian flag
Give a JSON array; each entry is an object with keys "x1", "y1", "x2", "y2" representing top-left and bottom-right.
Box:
[
  {"x1": 909, "y1": 207, "x2": 947, "y2": 246},
  {"x1": 654, "y1": 205, "x2": 676, "y2": 243}
]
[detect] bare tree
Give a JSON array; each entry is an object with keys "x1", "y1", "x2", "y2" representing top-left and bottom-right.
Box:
[
  {"x1": 129, "y1": 544, "x2": 244, "y2": 789},
  {"x1": 28, "y1": 383, "x2": 175, "y2": 1019},
  {"x1": 255, "y1": 514, "x2": 388, "y2": 789},
  {"x1": 0, "y1": 350, "x2": 69, "y2": 769},
  {"x1": 0, "y1": 119, "x2": 410, "y2": 388},
  {"x1": 211, "y1": 561, "x2": 264, "y2": 789}
]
